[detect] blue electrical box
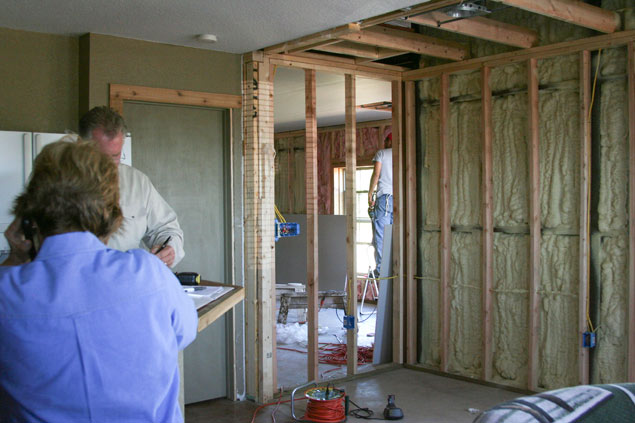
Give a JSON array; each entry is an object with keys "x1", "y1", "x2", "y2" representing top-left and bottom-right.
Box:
[
  {"x1": 343, "y1": 315, "x2": 355, "y2": 330},
  {"x1": 275, "y1": 219, "x2": 300, "y2": 242},
  {"x1": 583, "y1": 331, "x2": 596, "y2": 348}
]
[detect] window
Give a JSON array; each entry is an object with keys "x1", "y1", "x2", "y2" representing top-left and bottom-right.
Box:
[{"x1": 333, "y1": 166, "x2": 375, "y2": 274}]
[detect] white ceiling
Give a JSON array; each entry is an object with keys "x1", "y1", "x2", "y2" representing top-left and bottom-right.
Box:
[
  {"x1": 274, "y1": 67, "x2": 392, "y2": 133},
  {"x1": 1, "y1": 0, "x2": 421, "y2": 54},
  {"x1": 2, "y1": 0, "x2": 414, "y2": 130}
]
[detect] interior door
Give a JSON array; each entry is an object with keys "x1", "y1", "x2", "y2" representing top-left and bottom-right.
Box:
[{"x1": 123, "y1": 102, "x2": 229, "y2": 402}]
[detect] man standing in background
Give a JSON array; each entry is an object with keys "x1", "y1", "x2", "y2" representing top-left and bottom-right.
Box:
[
  {"x1": 79, "y1": 106, "x2": 185, "y2": 267},
  {"x1": 368, "y1": 132, "x2": 393, "y2": 278}
]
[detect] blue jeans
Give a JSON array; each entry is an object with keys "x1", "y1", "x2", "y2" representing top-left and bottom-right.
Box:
[{"x1": 372, "y1": 194, "x2": 393, "y2": 274}]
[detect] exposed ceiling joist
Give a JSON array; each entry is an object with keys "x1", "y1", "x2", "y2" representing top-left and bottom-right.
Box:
[
  {"x1": 338, "y1": 25, "x2": 469, "y2": 61},
  {"x1": 264, "y1": 23, "x2": 361, "y2": 54},
  {"x1": 359, "y1": 0, "x2": 462, "y2": 28},
  {"x1": 492, "y1": 0, "x2": 620, "y2": 33},
  {"x1": 408, "y1": 12, "x2": 538, "y2": 49},
  {"x1": 289, "y1": 51, "x2": 409, "y2": 72},
  {"x1": 313, "y1": 41, "x2": 405, "y2": 60}
]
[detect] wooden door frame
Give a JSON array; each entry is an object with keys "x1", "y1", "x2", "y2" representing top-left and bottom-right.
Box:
[{"x1": 109, "y1": 83, "x2": 243, "y2": 400}]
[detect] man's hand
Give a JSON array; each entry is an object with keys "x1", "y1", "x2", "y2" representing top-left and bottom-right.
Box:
[
  {"x1": 2, "y1": 218, "x2": 32, "y2": 266},
  {"x1": 151, "y1": 244, "x2": 175, "y2": 267},
  {"x1": 368, "y1": 192, "x2": 375, "y2": 207}
]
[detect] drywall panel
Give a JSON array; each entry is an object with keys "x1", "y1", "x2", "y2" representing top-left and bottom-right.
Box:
[
  {"x1": 450, "y1": 100, "x2": 482, "y2": 226},
  {"x1": 274, "y1": 214, "x2": 347, "y2": 292},
  {"x1": 492, "y1": 93, "x2": 529, "y2": 228},
  {"x1": 418, "y1": 231, "x2": 441, "y2": 368},
  {"x1": 538, "y1": 234, "x2": 579, "y2": 389},
  {"x1": 539, "y1": 90, "x2": 580, "y2": 230},
  {"x1": 492, "y1": 233, "x2": 529, "y2": 388},
  {"x1": 419, "y1": 103, "x2": 441, "y2": 227},
  {"x1": 448, "y1": 231, "x2": 483, "y2": 377},
  {"x1": 598, "y1": 78, "x2": 629, "y2": 232},
  {"x1": 594, "y1": 235, "x2": 629, "y2": 383}
]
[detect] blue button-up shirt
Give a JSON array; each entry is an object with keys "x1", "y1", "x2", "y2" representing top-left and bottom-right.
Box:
[{"x1": 0, "y1": 232, "x2": 197, "y2": 422}]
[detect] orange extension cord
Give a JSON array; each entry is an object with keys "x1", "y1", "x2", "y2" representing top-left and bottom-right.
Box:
[
  {"x1": 250, "y1": 393, "x2": 346, "y2": 423},
  {"x1": 277, "y1": 342, "x2": 374, "y2": 366}
]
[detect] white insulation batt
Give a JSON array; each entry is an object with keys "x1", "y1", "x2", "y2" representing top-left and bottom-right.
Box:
[{"x1": 416, "y1": 30, "x2": 631, "y2": 387}]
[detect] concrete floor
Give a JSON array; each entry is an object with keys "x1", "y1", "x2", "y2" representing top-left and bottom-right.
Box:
[
  {"x1": 276, "y1": 304, "x2": 378, "y2": 390},
  {"x1": 185, "y1": 367, "x2": 520, "y2": 423}
]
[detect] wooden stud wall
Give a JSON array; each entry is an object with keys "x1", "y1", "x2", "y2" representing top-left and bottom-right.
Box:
[
  {"x1": 579, "y1": 50, "x2": 591, "y2": 385},
  {"x1": 439, "y1": 73, "x2": 451, "y2": 372},
  {"x1": 629, "y1": 41, "x2": 635, "y2": 383},
  {"x1": 305, "y1": 69, "x2": 320, "y2": 382},
  {"x1": 481, "y1": 66, "x2": 494, "y2": 382},
  {"x1": 405, "y1": 81, "x2": 417, "y2": 365},
  {"x1": 527, "y1": 58, "x2": 541, "y2": 391},
  {"x1": 392, "y1": 81, "x2": 405, "y2": 365},
  {"x1": 243, "y1": 53, "x2": 275, "y2": 403},
  {"x1": 345, "y1": 74, "x2": 358, "y2": 375}
]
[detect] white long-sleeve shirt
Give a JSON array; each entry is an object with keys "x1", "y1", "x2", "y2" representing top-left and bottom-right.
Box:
[{"x1": 108, "y1": 164, "x2": 185, "y2": 267}]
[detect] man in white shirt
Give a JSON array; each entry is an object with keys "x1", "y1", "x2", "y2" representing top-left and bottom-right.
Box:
[
  {"x1": 79, "y1": 106, "x2": 184, "y2": 267},
  {"x1": 368, "y1": 132, "x2": 393, "y2": 278}
]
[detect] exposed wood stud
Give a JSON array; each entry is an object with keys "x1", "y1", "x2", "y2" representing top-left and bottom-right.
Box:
[
  {"x1": 527, "y1": 58, "x2": 541, "y2": 392},
  {"x1": 440, "y1": 73, "x2": 451, "y2": 373},
  {"x1": 305, "y1": 69, "x2": 320, "y2": 382},
  {"x1": 243, "y1": 55, "x2": 276, "y2": 403},
  {"x1": 579, "y1": 50, "x2": 591, "y2": 385},
  {"x1": 403, "y1": 31, "x2": 635, "y2": 80},
  {"x1": 268, "y1": 53, "x2": 402, "y2": 81},
  {"x1": 493, "y1": 0, "x2": 620, "y2": 34},
  {"x1": 392, "y1": 80, "x2": 405, "y2": 365},
  {"x1": 265, "y1": 23, "x2": 361, "y2": 55},
  {"x1": 408, "y1": 13, "x2": 538, "y2": 49},
  {"x1": 313, "y1": 41, "x2": 404, "y2": 60},
  {"x1": 628, "y1": 41, "x2": 635, "y2": 382},
  {"x1": 109, "y1": 84, "x2": 241, "y2": 110},
  {"x1": 338, "y1": 26, "x2": 469, "y2": 61},
  {"x1": 345, "y1": 74, "x2": 358, "y2": 375},
  {"x1": 405, "y1": 80, "x2": 417, "y2": 364},
  {"x1": 481, "y1": 66, "x2": 494, "y2": 382}
]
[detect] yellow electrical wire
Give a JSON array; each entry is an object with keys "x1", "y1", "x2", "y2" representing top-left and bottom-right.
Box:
[{"x1": 274, "y1": 205, "x2": 286, "y2": 223}]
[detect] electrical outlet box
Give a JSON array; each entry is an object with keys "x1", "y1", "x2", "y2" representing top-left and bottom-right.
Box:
[
  {"x1": 583, "y1": 331, "x2": 596, "y2": 348},
  {"x1": 343, "y1": 315, "x2": 355, "y2": 329}
]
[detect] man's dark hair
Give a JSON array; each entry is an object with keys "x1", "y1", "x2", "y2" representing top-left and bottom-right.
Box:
[
  {"x1": 78, "y1": 106, "x2": 126, "y2": 139},
  {"x1": 13, "y1": 140, "x2": 123, "y2": 239}
]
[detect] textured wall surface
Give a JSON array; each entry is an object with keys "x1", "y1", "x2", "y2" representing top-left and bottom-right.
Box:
[
  {"x1": 492, "y1": 234, "x2": 529, "y2": 388},
  {"x1": 538, "y1": 234, "x2": 579, "y2": 388},
  {"x1": 594, "y1": 235, "x2": 629, "y2": 383},
  {"x1": 450, "y1": 101, "x2": 482, "y2": 226},
  {"x1": 448, "y1": 232, "x2": 482, "y2": 377},
  {"x1": 415, "y1": 7, "x2": 632, "y2": 390},
  {"x1": 492, "y1": 93, "x2": 528, "y2": 228}
]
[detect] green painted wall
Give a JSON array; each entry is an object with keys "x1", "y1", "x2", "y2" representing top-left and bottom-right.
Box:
[
  {"x1": 0, "y1": 27, "x2": 78, "y2": 133},
  {"x1": 80, "y1": 33, "x2": 242, "y2": 111}
]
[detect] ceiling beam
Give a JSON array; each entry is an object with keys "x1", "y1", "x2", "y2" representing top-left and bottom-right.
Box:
[
  {"x1": 264, "y1": 23, "x2": 361, "y2": 55},
  {"x1": 289, "y1": 51, "x2": 409, "y2": 72},
  {"x1": 338, "y1": 26, "x2": 469, "y2": 61},
  {"x1": 313, "y1": 41, "x2": 405, "y2": 60},
  {"x1": 408, "y1": 12, "x2": 538, "y2": 49},
  {"x1": 492, "y1": 0, "x2": 620, "y2": 33},
  {"x1": 359, "y1": 0, "x2": 462, "y2": 28}
]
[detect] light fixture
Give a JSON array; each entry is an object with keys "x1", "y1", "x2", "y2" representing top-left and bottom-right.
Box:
[
  {"x1": 196, "y1": 34, "x2": 217, "y2": 43},
  {"x1": 444, "y1": 1, "x2": 491, "y2": 18}
]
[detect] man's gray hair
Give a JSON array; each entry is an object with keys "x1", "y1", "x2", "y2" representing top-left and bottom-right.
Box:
[{"x1": 78, "y1": 106, "x2": 126, "y2": 139}]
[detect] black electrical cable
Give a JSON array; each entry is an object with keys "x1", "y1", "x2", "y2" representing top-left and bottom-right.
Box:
[{"x1": 347, "y1": 399, "x2": 385, "y2": 420}]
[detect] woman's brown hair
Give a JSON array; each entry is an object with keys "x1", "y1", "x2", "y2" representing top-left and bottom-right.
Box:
[{"x1": 13, "y1": 139, "x2": 123, "y2": 239}]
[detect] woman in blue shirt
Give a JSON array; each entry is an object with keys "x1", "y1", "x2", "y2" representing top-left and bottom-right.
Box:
[{"x1": 0, "y1": 140, "x2": 197, "y2": 422}]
